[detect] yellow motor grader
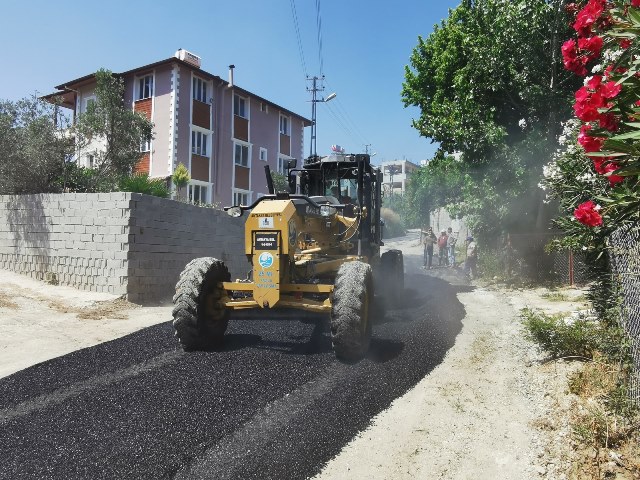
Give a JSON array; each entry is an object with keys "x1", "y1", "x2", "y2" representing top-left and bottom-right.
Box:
[{"x1": 172, "y1": 153, "x2": 404, "y2": 360}]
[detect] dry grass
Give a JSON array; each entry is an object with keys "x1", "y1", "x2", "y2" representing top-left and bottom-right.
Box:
[
  {"x1": 47, "y1": 298, "x2": 137, "y2": 320},
  {"x1": 541, "y1": 291, "x2": 571, "y2": 302},
  {"x1": 566, "y1": 358, "x2": 640, "y2": 479},
  {"x1": 0, "y1": 292, "x2": 19, "y2": 309}
]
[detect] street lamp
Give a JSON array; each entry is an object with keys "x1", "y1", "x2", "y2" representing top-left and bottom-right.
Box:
[{"x1": 308, "y1": 76, "x2": 336, "y2": 157}]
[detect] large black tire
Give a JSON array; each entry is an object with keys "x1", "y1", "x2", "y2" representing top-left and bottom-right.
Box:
[
  {"x1": 330, "y1": 261, "x2": 373, "y2": 361},
  {"x1": 380, "y1": 249, "x2": 404, "y2": 308},
  {"x1": 172, "y1": 257, "x2": 231, "y2": 351}
]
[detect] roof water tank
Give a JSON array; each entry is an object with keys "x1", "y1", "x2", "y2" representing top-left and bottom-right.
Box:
[{"x1": 175, "y1": 49, "x2": 202, "y2": 68}]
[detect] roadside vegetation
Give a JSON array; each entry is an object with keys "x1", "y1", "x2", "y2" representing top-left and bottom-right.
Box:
[
  {"x1": 522, "y1": 306, "x2": 639, "y2": 478},
  {"x1": 394, "y1": 1, "x2": 639, "y2": 478},
  {"x1": 0, "y1": 69, "x2": 159, "y2": 197}
]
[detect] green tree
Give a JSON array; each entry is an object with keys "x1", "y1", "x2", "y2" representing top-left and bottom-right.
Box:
[
  {"x1": 0, "y1": 95, "x2": 73, "y2": 194},
  {"x1": 73, "y1": 69, "x2": 154, "y2": 192},
  {"x1": 270, "y1": 171, "x2": 290, "y2": 193},
  {"x1": 402, "y1": 0, "x2": 581, "y2": 242},
  {"x1": 172, "y1": 162, "x2": 191, "y2": 199}
]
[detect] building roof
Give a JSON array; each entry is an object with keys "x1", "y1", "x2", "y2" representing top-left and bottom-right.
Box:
[{"x1": 43, "y1": 56, "x2": 311, "y2": 125}]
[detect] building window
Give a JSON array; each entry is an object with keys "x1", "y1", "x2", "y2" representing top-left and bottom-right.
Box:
[
  {"x1": 234, "y1": 143, "x2": 249, "y2": 167},
  {"x1": 277, "y1": 155, "x2": 290, "y2": 174},
  {"x1": 188, "y1": 183, "x2": 208, "y2": 204},
  {"x1": 137, "y1": 75, "x2": 154, "y2": 100},
  {"x1": 83, "y1": 96, "x2": 95, "y2": 113},
  {"x1": 234, "y1": 94, "x2": 247, "y2": 118},
  {"x1": 261, "y1": 102, "x2": 268, "y2": 113},
  {"x1": 193, "y1": 77, "x2": 207, "y2": 103},
  {"x1": 279, "y1": 115, "x2": 289, "y2": 135},
  {"x1": 192, "y1": 131, "x2": 208, "y2": 156},
  {"x1": 259, "y1": 147, "x2": 267, "y2": 162},
  {"x1": 140, "y1": 137, "x2": 151, "y2": 152},
  {"x1": 233, "y1": 189, "x2": 249, "y2": 206},
  {"x1": 87, "y1": 154, "x2": 95, "y2": 168}
]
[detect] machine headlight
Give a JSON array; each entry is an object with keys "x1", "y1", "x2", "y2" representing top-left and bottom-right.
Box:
[
  {"x1": 226, "y1": 206, "x2": 243, "y2": 217},
  {"x1": 320, "y1": 205, "x2": 337, "y2": 217}
]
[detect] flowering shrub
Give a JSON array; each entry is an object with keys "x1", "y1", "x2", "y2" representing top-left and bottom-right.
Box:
[{"x1": 559, "y1": 0, "x2": 640, "y2": 228}]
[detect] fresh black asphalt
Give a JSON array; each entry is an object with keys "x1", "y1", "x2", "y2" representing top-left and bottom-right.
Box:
[{"x1": 0, "y1": 254, "x2": 469, "y2": 480}]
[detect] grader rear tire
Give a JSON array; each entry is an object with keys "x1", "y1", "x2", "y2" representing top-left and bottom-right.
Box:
[
  {"x1": 330, "y1": 261, "x2": 373, "y2": 361},
  {"x1": 172, "y1": 257, "x2": 230, "y2": 351}
]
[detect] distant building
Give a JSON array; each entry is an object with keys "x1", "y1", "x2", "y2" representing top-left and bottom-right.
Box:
[
  {"x1": 44, "y1": 49, "x2": 311, "y2": 205},
  {"x1": 379, "y1": 159, "x2": 420, "y2": 196}
]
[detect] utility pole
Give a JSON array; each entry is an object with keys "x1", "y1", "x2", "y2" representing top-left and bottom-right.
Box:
[
  {"x1": 307, "y1": 75, "x2": 336, "y2": 158},
  {"x1": 307, "y1": 75, "x2": 324, "y2": 158}
]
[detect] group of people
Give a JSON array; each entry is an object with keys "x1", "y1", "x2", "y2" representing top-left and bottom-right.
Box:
[{"x1": 421, "y1": 226, "x2": 478, "y2": 278}]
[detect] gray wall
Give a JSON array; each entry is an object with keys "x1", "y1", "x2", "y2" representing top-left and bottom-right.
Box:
[{"x1": 0, "y1": 193, "x2": 246, "y2": 304}]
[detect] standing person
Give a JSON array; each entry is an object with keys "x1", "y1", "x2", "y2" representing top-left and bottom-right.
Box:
[
  {"x1": 422, "y1": 227, "x2": 436, "y2": 269},
  {"x1": 447, "y1": 227, "x2": 457, "y2": 268},
  {"x1": 437, "y1": 230, "x2": 448, "y2": 266},
  {"x1": 464, "y1": 236, "x2": 478, "y2": 279}
]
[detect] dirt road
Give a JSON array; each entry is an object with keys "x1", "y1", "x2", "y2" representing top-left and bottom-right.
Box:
[{"x1": 0, "y1": 230, "x2": 587, "y2": 479}]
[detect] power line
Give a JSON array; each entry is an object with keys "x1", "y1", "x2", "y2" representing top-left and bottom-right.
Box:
[
  {"x1": 324, "y1": 101, "x2": 362, "y2": 147},
  {"x1": 324, "y1": 78, "x2": 371, "y2": 147},
  {"x1": 315, "y1": 0, "x2": 324, "y2": 76},
  {"x1": 289, "y1": 0, "x2": 307, "y2": 80}
]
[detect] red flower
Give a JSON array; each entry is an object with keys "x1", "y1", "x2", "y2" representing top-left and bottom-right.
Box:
[
  {"x1": 573, "y1": 0, "x2": 607, "y2": 37},
  {"x1": 578, "y1": 36, "x2": 603, "y2": 61},
  {"x1": 574, "y1": 87, "x2": 605, "y2": 121},
  {"x1": 620, "y1": 39, "x2": 632, "y2": 49},
  {"x1": 573, "y1": 75, "x2": 619, "y2": 125},
  {"x1": 601, "y1": 81, "x2": 622, "y2": 99},
  {"x1": 562, "y1": 39, "x2": 589, "y2": 76},
  {"x1": 633, "y1": 0, "x2": 640, "y2": 7},
  {"x1": 574, "y1": 200, "x2": 603, "y2": 226},
  {"x1": 593, "y1": 158, "x2": 625, "y2": 185},
  {"x1": 578, "y1": 124, "x2": 605, "y2": 152}
]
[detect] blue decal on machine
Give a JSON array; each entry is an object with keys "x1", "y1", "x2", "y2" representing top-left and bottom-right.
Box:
[{"x1": 258, "y1": 252, "x2": 274, "y2": 269}]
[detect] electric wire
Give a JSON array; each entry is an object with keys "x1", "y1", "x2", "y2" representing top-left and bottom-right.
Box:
[
  {"x1": 323, "y1": 102, "x2": 361, "y2": 147},
  {"x1": 324, "y1": 79, "x2": 371, "y2": 148},
  {"x1": 289, "y1": 0, "x2": 307, "y2": 80},
  {"x1": 315, "y1": 0, "x2": 324, "y2": 76}
]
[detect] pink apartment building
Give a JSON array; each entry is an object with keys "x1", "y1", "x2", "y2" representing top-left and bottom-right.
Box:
[{"x1": 46, "y1": 49, "x2": 311, "y2": 205}]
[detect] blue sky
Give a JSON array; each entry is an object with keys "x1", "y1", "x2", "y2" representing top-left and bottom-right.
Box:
[{"x1": 0, "y1": 0, "x2": 460, "y2": 164}]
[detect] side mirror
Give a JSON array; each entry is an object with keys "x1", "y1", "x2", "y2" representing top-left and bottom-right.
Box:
[{"x1": 286, "y1": 159, "x2": 297, "y2": 169}]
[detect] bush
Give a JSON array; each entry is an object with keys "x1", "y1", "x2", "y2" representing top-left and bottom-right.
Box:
[
  {"x1": 118, "y1": 174, "x2": 170, "y2": 198},
  {"x1": 520, "y1": 308, "x2": 601, "y2": 359},
  {"x1": 381, "y1": 207, "x2": 405, "y2": 238}
]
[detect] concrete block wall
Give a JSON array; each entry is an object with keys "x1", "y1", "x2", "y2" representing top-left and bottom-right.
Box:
[
  {"x1": 0, "y1": 193, "x2": 247, "y2": 304},
  {"x1": 0, "y1": 193, "x2": 132, "y2": 295},
  {"x1": 126, "y1": 194, "x2": 246, "y2": 303}
]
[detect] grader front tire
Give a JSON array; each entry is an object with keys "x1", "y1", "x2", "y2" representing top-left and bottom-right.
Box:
[
  {"x1": 330, "y1": 261, "x2": 373, "y2": 361},
  {"x1": 172, "y1": 257, "x2": 230, "y2": 351}
]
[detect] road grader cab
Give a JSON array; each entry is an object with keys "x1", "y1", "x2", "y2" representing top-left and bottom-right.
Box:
[{"x1": 172, "y1": 153, "x2": 404, "y2": 360}]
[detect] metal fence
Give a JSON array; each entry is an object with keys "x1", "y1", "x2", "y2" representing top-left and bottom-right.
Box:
[
  {"x1": 507, "y1": 233, "x2": 590, "y2": 284},
  {"x1": 608, "y1": 222, "x2": 640, "y2": 405}
]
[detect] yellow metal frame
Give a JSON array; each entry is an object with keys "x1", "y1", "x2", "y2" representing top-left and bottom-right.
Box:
[{"x1": 221, "y1": 281, "x2": 334, "y2": 313}]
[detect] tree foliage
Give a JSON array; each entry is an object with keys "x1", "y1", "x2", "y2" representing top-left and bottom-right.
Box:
[
  {"x1": 0, "y1": 95, "x2": 73, "y2": 194},
  {"x1": 401, "y1": 0, "x2": 582, "y2": 242},
  {"x1": 73, "y1": 69, "x2": 154, "y2": 191},
  {"x1": 172, "y1": 162, "x2": 191, "y2": 199}
]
